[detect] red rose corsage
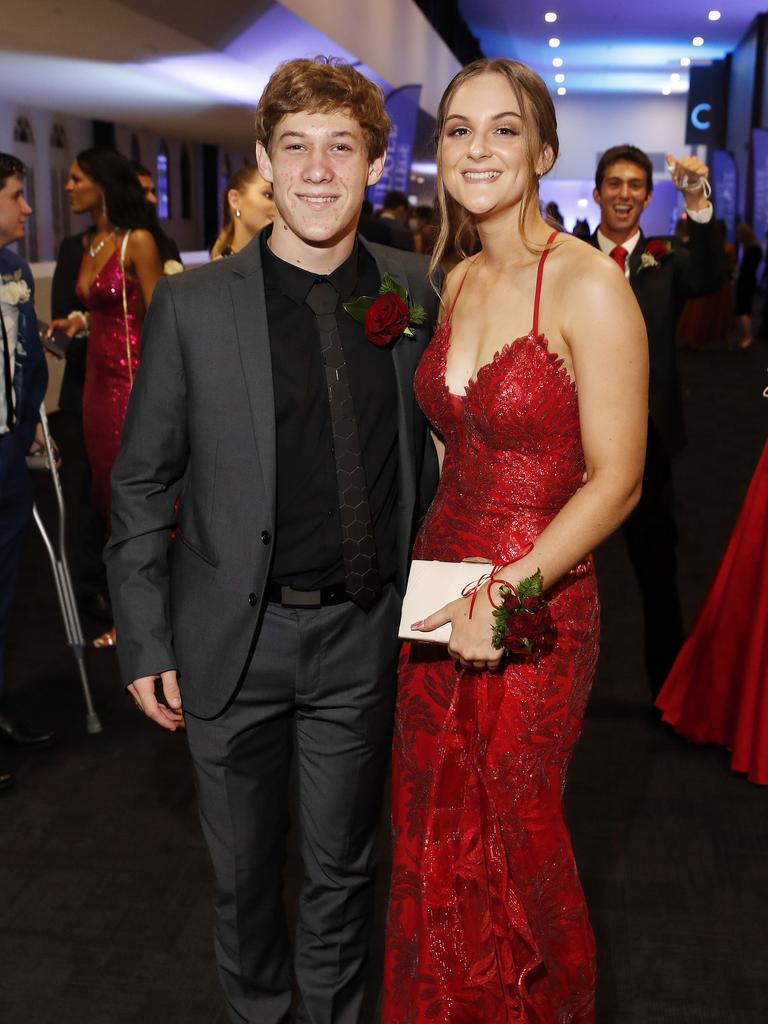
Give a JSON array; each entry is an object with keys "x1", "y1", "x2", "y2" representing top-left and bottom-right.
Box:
[
  {"x1": 489, "y1": 569, "x2": 553, "y2": 654},
  {"x1": 343, "y1": 273, "x2": 426, "y2": 347}
]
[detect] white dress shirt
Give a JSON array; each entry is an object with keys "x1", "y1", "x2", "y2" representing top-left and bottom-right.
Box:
[{"x1": 0, "y1": 300, "x2": 18, "y2": 434}]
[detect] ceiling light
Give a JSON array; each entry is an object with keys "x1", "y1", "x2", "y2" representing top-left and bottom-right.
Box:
[
  {"x1": 680, "y1": 57, "x2": 691, "y2": 66},
  {"x1": 662, "y1": 85, "x2": 671, "y2": 95},
  {"x1": 549, "y1": 38, "x2": 561, "y2": 48},
  {"x1": 545, "y1": 12, "x2": 558, "y2": 22},
  {"x1": 708, "y1": 10, "x2": 721, "y2": 20},
  {"x1": 577, "y1": 198, "x2": 589, "y2": 208},
  {"x1": 692, "y1": 36, "x2": 704, "y2": 46},
  {"x1": 670, "y1": 72, "x2": 680, "y2": 81},
  {"x1": 557, "y1": 86, "x2": 567, "y2": 95},
  {"x1": 555, "y1": 73, "x2": 565, "y2": 83},
  {"x1": 552, "y1": 57, "x2": 564, "y2": 67}
]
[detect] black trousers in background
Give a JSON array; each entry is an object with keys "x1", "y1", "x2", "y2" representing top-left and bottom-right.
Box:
[
  {"x1": 185, "y1": 583, "x2": 401, "y2": 1024},
  {"x1": 622, "y1": 423, "x2": 685, "y2": 696}
]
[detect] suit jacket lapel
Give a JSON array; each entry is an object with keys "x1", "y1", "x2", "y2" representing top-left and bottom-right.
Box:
[
  {"x1": 228, "y1": 238, "x2": 276, "y2": 506},
  {"x1": 628, "y1": 230, "x2": 645, "y2": 286},
  {"x1": 360, "y1": 236, "x2": 423, "y2": 585}
]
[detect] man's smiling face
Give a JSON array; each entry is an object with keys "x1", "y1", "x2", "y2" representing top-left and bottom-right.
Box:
[
  {"x1": 257, "y1": 109, "x2": 384, "y2": 259},
  {"x1": 593, "y1": 159, "x2": 652, "y2": 241}
]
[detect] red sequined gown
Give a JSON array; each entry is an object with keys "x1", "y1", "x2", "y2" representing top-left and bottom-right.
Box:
[
  {"x1": 78, "y1": 244, "x2": 141, "y2": 527},
  {"x1": 383, "y1": 237, "x2": 599, "y2": 1023}
]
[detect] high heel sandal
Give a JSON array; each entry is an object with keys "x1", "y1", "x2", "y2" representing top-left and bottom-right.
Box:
[{"x1": 92, "y1": 626, "x2": 117, "y2": 648}]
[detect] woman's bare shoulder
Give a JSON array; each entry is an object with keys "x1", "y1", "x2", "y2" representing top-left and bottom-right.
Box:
[{"x1": 551, "y1": 233, "x2": 623, "y2": 290}]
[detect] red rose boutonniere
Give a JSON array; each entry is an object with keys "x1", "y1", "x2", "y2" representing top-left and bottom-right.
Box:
[
  {"x1": 343, "y1": 273, "x2": 426, "y2": 347},
  {"x1": 639, "y1": 239, "x2": 673, "y2": 272}
]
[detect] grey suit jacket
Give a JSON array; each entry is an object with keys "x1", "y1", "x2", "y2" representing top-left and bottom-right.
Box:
[{"x1": 106, "y1": 233, "x2": 440, "y2": 718}]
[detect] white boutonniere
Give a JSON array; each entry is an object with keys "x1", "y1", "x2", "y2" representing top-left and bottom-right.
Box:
[
  {"x1": 639, "y1": 252, "x2": 659, "y2": 271},
  {"x1": 0, "y1": 269, "x2": 31, "y2": 306}
]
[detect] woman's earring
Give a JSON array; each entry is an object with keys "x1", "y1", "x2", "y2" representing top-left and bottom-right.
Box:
[{"x1": 235, "y1": 209, "x2": 241, "y2": 218}]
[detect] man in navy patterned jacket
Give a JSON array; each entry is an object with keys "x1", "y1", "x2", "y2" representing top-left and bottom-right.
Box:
[{"x1": 0, "y1": 153, "x2": 55, "y2": 790}]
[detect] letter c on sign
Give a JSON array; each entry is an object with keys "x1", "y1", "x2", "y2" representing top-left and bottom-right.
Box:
[{"x1": 691, "y1": 103, "x2": 712, "y2": 131}]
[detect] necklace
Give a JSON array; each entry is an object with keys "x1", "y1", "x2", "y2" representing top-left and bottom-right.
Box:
[{"x1": 88, "y1": 231, "x2": 114, "y2": 259}]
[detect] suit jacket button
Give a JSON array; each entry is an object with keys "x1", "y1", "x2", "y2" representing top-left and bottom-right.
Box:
[
  {"x1": 248, "y1": 592, "x2": 257, "y2": 606},
  {"x1": 261, "y1": 530, "x2": 271, "y2": 545}
]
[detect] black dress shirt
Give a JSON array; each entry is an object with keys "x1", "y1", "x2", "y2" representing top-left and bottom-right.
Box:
[{"x1": 260, "y1": 230, "x2": 398, "y2": 589}]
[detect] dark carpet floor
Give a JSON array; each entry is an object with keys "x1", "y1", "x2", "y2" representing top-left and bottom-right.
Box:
[{"x1": 1, "y1": 328, "x2": 766, "y2": 1023}]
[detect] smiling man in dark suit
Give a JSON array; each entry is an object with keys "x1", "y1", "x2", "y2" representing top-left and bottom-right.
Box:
[
  {"x1": 106, "y1": 58, "x2": 439, "y2": 1023},
  {"x1": 591, "y1": 144, "x2": 725, "y2": 694}
]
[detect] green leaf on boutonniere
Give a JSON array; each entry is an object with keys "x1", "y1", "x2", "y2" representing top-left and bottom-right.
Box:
[
  {"x1": 342, "y1": 294, "x2": 376, "y2": 323},
  {"x1": 380, "y1": 273, "x2": 407, "y2": 303}
]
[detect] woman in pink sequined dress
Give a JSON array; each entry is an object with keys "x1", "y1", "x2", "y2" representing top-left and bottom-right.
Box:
[
  {"x1": 51, "y1": 149, "x2": 162, "y2": 645},
  {"x1": 382, "y1": 60, "x2": 649, "y2": 1023}
]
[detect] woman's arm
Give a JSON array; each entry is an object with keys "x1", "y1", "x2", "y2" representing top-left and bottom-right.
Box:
[
  {"x1": 126, "y1": 229, "x2": 163, "y2": 310},
  {"x1": 415, "y1": 251, "x2": 649, "y2": 668}
]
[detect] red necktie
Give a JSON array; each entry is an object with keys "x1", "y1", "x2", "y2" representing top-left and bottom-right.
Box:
[{"x1": 610, "y1": 245, "x2": 628, "y2": 273}]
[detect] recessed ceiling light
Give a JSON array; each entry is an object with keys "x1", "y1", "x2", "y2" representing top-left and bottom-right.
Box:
[
  {"x1": 662, "y1": 85, "x2": 672, "y2": 95},
  {"x1": 557, "y1": 86, "x2": 567, "y2": 95},
  {"x1": 545, "y1": 12, "x2": 558, "y2": 22},
  {"x1": 549, "y1": 38, "x2": 561, "y2": 48},
  {"x1": 692, "y1": 36, "x2": 704, "y2": 46},
  {"x1": 680, "y1": 57, "x2": 691, "y2": 66},
  {"x1": 708, "y1": 10, "x2": 721, "y2": 20},
  {"x1": 670, "y1": 72, "x2": 680, "y2": 81},
  {"x1": 555, "y1": 73, "x2": 565, "y2": 83},
  {"x1": 577, "y1": 198, "x2": 589, "y2": 208},
  {"x1": 552, "y1": 57, "x2": 564, "y2": 67}
]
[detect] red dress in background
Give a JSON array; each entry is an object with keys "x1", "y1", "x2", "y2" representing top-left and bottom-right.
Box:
[
  {"x1": 79, "y1": 243, "x2": 141, "y2": 527},
  {"x1": 656, "y1": 440, "x2": 768, "y2": 785},
  {"x1": 383, "y1": 237, "x2": 599, "y2": 1023}
]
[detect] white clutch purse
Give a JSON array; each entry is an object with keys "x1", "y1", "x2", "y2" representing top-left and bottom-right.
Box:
[{"x1": 398, "y1": 559, "x2": 494, "y2": 644}]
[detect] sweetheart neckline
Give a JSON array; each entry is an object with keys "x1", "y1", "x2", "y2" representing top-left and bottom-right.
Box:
[
  {"x1": 76, "y1": 246, "x2": 120, "y2": 307},
  {"x1": 437, "y1": 319, "x2": 577, "y2": 399}
]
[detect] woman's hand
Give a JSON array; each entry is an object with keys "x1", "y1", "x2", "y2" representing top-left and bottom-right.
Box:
[
  {"x1": 46, "y1": 315, "x2": 84, "y2": 339},
  {"x1": 412, "y1": 579, "x2": 506, "y2": 671}
]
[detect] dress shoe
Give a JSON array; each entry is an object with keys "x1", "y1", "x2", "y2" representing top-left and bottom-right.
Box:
[
  {"x1": 92, "y1": 625, "x2": 117, "y2": 648},
  {"x1": 0, "y1": 766, "x2": 13, "y2": 790},
  {"x1": 0, "y1": 713, "x2": 54, "y2": 749}
]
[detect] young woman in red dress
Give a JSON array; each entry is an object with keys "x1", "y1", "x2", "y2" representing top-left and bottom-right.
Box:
[{"x1": 382, "y1": 59, "x2": 649, "y2": 1023}]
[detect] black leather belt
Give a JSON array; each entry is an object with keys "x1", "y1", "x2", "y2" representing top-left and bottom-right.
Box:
[{"x1": 266, "y1": 581, "x2": 351, "y2": 608}]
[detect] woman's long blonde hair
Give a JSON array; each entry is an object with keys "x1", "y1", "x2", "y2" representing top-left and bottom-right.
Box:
[{"x1": 429, "y1": 58, "x2": 560, "y2": 288}]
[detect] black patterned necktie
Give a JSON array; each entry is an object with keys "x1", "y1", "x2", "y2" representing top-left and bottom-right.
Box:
[
  {"x1": 306, "y1": 279, "x2": 381, "y2": 610},
  {"x1": 0, "y1": 306, "x2": 14, "y2": 431}
]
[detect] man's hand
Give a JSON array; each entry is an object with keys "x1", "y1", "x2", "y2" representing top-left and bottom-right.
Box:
[
  {"x1": 28, "y1": 422, "x2": 60, "y2": 468},
  {"x1": 128, "y1": 670, "x2": 184, "y2": 731},
  {"x1": 666, "y1": 153, "x2": 711, "y2": 212}
]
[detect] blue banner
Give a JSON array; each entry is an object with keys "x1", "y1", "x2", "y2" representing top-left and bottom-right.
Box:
[
  {"x1": 711, "y1": 149, "x2": 738, "y2": 243},
  {"x1": 368, "y1": 84, "x2": 421, "y2": 208},
  {"x1": 752, "y1": 129, "x2": 768, "y2": 252}
]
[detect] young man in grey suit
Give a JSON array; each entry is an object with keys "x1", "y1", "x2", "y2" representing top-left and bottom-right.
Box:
[
  {"x1": 106, "y1": 58, "x2": 439, "y2": 1024},
  {"x1": 590, "y1": 145, "x2": 725, "y2": 694}
]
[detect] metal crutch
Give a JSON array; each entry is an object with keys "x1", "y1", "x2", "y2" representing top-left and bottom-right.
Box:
[{"x1": 30, "y1": 404, "x2": 102, "y2": 734}]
